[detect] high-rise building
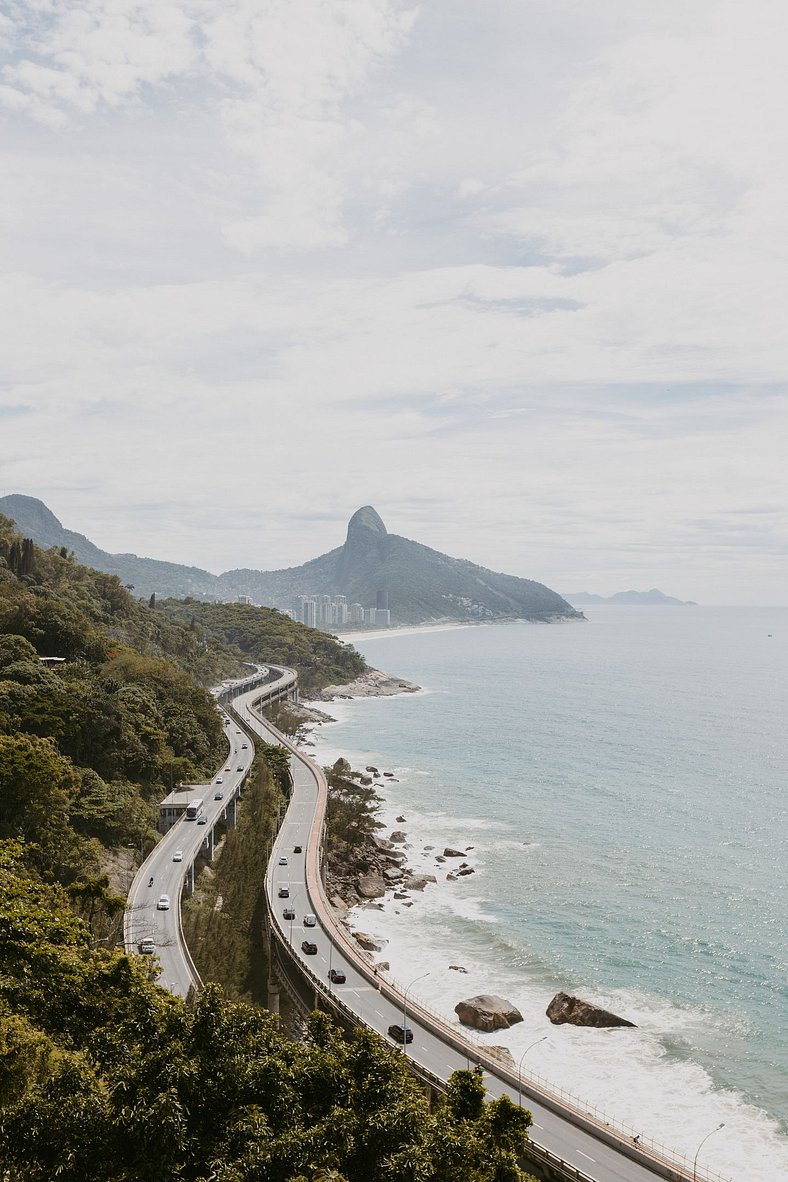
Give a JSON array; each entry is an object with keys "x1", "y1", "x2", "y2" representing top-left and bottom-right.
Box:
[
  {"x1": 303, "y1": 599, "x2": 317, "y2": 628},
  {"x1": 376, "y1": 589, "x2": 389, "y2": 610},
  {"x1": 374, "y1": 608, "x2": 391, "y2": 626},
  {"x1": 350, "y1": 603, "x2": 364, "y2": 624}
]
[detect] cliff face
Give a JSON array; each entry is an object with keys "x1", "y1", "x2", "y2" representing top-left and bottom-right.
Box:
[{"x1": 0, "y1": 496, "x2": 580, "y2": 624}]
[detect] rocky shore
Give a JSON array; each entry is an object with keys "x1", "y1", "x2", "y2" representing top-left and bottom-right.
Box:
[{"x1": 312, "y1": 666, "x2": 421, "y2": 701}]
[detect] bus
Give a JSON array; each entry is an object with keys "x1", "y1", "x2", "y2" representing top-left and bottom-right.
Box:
[{"x1": 185, "y1": 799, "x2": 203, "y2": 820}]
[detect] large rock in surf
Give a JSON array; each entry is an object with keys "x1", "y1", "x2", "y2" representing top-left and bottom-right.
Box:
[
  {"x1": 332, "y1": 757, "x2": 352, "y2": 776},
  {"x1": 455, "y1": 995, "x2": 523, "y2": 1032},
  {"x1": 546, "y1": 992, "x2": 636, "y2": 1028},
  {"x1": 353, "y1": 931, "x2": 385, "y2": 952},
  {"x1": 356, "y1": 873, "x2": 386, "y2": 899}
]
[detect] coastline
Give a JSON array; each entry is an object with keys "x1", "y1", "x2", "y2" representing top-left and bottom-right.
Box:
[{"x1": 298, "y1": 618, "x2": 788, "y2": 1182}]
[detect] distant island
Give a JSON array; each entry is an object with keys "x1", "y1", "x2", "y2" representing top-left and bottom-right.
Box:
[
  {"x1": 563, "y1": 589, "x2": 697, "y2": 606},
  {"x1": 0, "y1": 495, "x2": 582, "y2": 627}
]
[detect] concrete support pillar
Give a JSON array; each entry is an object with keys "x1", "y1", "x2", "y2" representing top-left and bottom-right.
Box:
[
  {"x1": 267, "y1": 977, "x2": 281, "y2": 1014},
  {"x1": 184, "y1": 863, "x2": 194, "y2": 896}
]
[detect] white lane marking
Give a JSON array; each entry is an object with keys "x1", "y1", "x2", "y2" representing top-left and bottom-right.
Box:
[
  {"x1": 577, "y1": 1151, "x2": 596, "y2": 1163},
  {"x1": 531, "y1": 1123, "x2": 543, "y2": 1130}
]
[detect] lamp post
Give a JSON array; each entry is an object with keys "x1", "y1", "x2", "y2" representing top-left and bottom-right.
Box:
[
  {"x1": 517, "y1": 1036, "x2": 547, "y2": 1107},
  {"x1": 693, "y1": 1122, "x2": 724, "y2": 1182},
  {"x1": 402, "y1": 971, "x2": 430, "y2": 1055}
]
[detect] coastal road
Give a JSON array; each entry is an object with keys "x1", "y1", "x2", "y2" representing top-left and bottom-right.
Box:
[
  {"x1": 233, "y1": 686, "x2": 722, "y2": 1182},
  {"x1": 125, "y1": 705, "x2": 254, "y2": 995}
]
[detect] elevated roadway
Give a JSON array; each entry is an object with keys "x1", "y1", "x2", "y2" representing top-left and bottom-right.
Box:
[{"x1": 231, "y1": 683, "x2": 729, "y2": 1182}]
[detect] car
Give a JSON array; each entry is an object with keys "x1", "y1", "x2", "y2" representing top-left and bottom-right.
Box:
[
  {"x1": 303, "y1": 914, "x2": 316, "y2": 927},
  {"x1": 225, "y1": 766, "x2": 231, "y2": 771},
  {"x1": 215, "y1": 777, "x2": 223, "y2": 784},
  {"x1": 387, "y1": 1024, "x2": 413, "y2": 1044},
  {"x1": 197, "y1": 814, "x2": 208, "y2": 825},
  {"x1": 138, "y1": 937, "x2": 156, "y2": 954},
  {"x1": 293, "y1": 845, "x2": 302, "y2": 854},
  {"x1": 282, "y1": 907, "x2": 296, "y2": 920},
  {"x1": 301, "y1": 940, "x2": 318, "y2": 955},
  {"x1": 328, "y1": 968, "x2": 346, "y2": 984},
  {"x1": 278, "y1": 856, "x2": 288, "y2": 866},
  {"x1": 172, "y1": 850, "x2": 183, "y2": 862},
  {"x1": 214, "y1": 790, "x2": 224, "y2": 800},
  {"x1": 237, "y1": 766, "x2": 243, "y2": 771},
  {"x1": 235, "y1": 729, "x2": 241, "y2": 734},
  {"x1": 242, "y1": 743, "x2": 248, "y2": 750},
  {"x1": 278, "y1": 887, "x2": 290, "y2": 898},
  {"x1": 157, "y1": 895, "x2": 170, "y2": 910}
]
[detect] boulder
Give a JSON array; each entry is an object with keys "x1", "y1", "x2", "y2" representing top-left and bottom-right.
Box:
[
  {"x1": 332, "y1": 757, "x2": 352, "y2": 776},
  {"x1": 435, "y1": 856, "x2": 446, "y2": 863},
  {"x1": 353, "y1": 931, "x2": 385, "y2": 952},
  {"x1": 457, "y1": 867, "x2": 475, "y2": 877},
  {"x1": 366, "y1": 766, "x2": 379, "y2": 775},
  {"x1": 356, "y1": 873, "x2": 386, "y2": 899},
  {"x1": 403, "y1": 874, "x2": 436, "y2": 891},
  {"x1": 385, "y1": 850, "x2": 406, "y2": 864},
  {"x1": 375, "y1": 960, "x2": 390, "y2": 972},
  {"x1": 383, "y1": 771, "x2": 395, "y2": 777},
  {"x1": 424, "y1": 844, "x2": 435, "y2": 851},
  {"x1": 383, "y1": 867, "x2": 403, "y2": 882},
  {"x1": 446, "y1": 873, "x2": 458, "y2": 881},
  {"x1": 449, "y1": 965, "x2": 468, "y2": 973},
  {"x1": 360, "y1": 775, "x2": 373, "y2": 785},
  {"x1": 390, "y1": 831, "x2": 407, "y2": 844},
  {"x1": 455, "y1": 995, "x2": 524, "y2": 1032},
  {"x1": 396, "y1": 815, "x2": 407, "y2": 823},
  {"x1": 546, "y1": 992, "x2": 636, "y2": 1029},
  {"x1": 444, "y1": 847, "x2": 464, "y2": 858},
  {"x1": 393, "y1": 891, "x2": 410, "y2": 900}
]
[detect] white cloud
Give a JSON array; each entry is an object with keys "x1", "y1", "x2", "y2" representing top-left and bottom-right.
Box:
[{"x1": 0, "y1": 1, "x2": 786, "y2": 603}]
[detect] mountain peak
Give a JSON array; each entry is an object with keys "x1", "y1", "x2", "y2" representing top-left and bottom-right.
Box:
[{"x1": 346, "y1": 506, "x2": 387, "y2": 541}]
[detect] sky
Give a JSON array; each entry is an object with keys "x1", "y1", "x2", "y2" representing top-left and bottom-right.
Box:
[{"x1": 1, "y1": 0, "x2": 786, "y2": 604}]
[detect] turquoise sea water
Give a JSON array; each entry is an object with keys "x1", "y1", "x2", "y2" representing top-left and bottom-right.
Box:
[{"x1": 310, "y1": 608, "x2": 788, "y2": 1182}]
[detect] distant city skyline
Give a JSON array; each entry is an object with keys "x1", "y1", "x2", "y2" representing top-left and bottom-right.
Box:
[{"x1": 1, "y1": 3, "x2": 786, "y2": 604}]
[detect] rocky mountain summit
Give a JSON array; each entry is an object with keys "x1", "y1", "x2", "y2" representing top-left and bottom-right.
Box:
[{"x1": 1, "y1": 495, "x2": 581, "y2": 625}]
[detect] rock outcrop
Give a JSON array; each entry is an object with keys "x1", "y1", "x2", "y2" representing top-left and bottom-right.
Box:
[
  {"x1": 455, "y1": 995, "x2": 524, "y2": 1032},
  {"x1": 546, "y1": 992, "x2": 636, "y2": 1028},
  {"x1": 353, "y1": 931, "x2": 386, "y2": 952}
]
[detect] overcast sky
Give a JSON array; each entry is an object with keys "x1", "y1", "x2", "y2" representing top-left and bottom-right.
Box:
[{"x1": 1, "y1": 1, "x2": 786, "y2": 604}]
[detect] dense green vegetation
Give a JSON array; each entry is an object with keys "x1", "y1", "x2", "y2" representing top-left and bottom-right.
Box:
[
  {"x1": 159, "y1": 599, "x2": 366, "y2": 692},
  {"x1": 0, "y1": 516, "x2": 538, "y2": 1180},
  {"x1": 0, "y1": 843, "x2": 536, "y2": 1181},
  {"x1": 181, "y1": 744, "x2": 291, "y2": 1004}
]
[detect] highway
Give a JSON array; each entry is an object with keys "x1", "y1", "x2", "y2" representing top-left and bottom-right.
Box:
[
  {"x1": 124, "y1": 708, "x2": 253, "y2": 995},
  {"x1": 124, "y1": 665, "x2": 727, "y2": 1182},
  {"x1": 231, "y1": 683, "x2": 728, "y2": 1182}
]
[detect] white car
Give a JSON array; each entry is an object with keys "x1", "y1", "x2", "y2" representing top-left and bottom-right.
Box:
[
  {"x1": 215, "y1": 777, "x2": 223, "y2": 784},
  {"x1": 303, "y1": 914, "x2": 317, "y2": 927},
  {"x1": 138, "y1": 937, "x2": 156, "y2": 954},
  {"x1": 173, "y1": 850, "x2": 183, "y2": 862},
  {"x1": 278, "y1": 856, "x2": 288, "y2": 866},
  {"x1": 157, "y1": 895, "x2": 170, "y2": 910}
]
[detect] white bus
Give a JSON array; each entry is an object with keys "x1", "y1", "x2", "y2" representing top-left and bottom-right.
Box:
[{"x1": 185, "y1": 799, "x2": 203, "y2": 820}]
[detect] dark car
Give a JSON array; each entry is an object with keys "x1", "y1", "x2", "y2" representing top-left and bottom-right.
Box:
[
  {"x1": 301, "y1": 940, "x2": 318, "y2": 955},
  {"x1": 293, "y1": 844, "x2": 302, "y2": 853},
  {"x1": 237, "y1": 766, "x2": 244, "y2": 772},
  {"x1": 387, "y1": 1023, "x2": 413, "y2": 1044},
  {"x1": 328, "y1": 968, "x2": 346, "y2": 984},
  {"x1": 278, "y1": 887, "x2": 290, "y2": 898},
  {"x1": 282, "y1": 907, "x2": 296, "y2": 920}
]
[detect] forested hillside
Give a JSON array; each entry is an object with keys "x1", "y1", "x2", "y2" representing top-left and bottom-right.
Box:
[{"x1": 160, "y1": 599, "x2": 366, "y2": 691}]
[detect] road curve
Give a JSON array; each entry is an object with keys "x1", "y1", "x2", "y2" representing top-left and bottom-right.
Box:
[{"x1": 232, "y1": 684, "x2": 728, "y2": 1182}]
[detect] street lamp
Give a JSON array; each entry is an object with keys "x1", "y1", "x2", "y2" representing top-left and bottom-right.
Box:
[
  {"x1": 693, "y1": 1122, "x2": 724, "y2": 1182},
  {"x1": 517, "y1": 1036, "x2": 547, "y2": 1107},
  {"x1": 402, "y1": 971, "x2": 430, "y2": 1055}
]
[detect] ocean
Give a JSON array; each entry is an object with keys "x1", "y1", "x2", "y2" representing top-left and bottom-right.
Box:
[{"x1": 308, "y1": 607, "x2": 788, "y2": 1182}]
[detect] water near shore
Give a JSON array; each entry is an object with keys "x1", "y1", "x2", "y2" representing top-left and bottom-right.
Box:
[{"x1": 310, "y1": 608, "x2": 788, "y2": 1182}]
